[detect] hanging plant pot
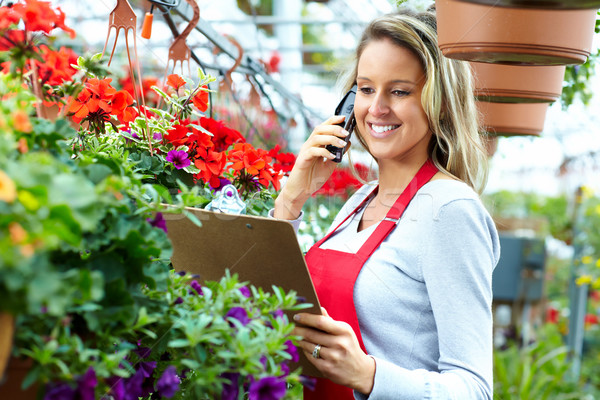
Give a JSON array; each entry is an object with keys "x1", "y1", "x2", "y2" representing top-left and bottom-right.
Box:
[
  {"x1": 471, "y1": 62, "x2": 566, "y2": 103},
  {"x1": 478, "y1": 101, "x2": 549, "y2": 136},
  {"x1": 454, "y1": 0, "x2": 600, "y2": 9},
  {"x1": 436, "y1": 0, "x2": 598, "y2": 65},
  {"x1": 0, "y1": 312, "x2": 14, "y2": 381}
]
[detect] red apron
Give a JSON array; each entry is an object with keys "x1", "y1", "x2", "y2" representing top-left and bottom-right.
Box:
[{"x1": 303, "y1": 159, "x2": 438, "y2": 399}]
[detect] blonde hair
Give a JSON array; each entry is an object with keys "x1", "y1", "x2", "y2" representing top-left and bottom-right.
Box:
[{"x1": 341, "y1": 8, "x2": 488, "y2": 194}]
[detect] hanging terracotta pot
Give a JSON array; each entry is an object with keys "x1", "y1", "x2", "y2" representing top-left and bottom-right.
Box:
[
  {"x1": 478, "y1": 101, "x2": 549, "y2": 136},
  {"x1": 0, "y1": 312, "x2": 15, "y2": 381},
  {"x1": 471, "y1": 62, "x2": 566, "y2": 103},
  {"x1": 436, "y1": 0, "x2": 598, "y2": 65},
  {"x1": 454, "y1": 0, "x2": 600, "y2": 9}
]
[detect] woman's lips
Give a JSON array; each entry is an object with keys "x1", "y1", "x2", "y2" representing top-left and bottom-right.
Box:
[{"x1": 368, "y1": 123, "x2": 401, "y2": 139}]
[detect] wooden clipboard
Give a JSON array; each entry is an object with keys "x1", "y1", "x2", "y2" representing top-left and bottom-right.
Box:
[{"x1": 163, "y1": 207, "x2": 323, "y2": 377}]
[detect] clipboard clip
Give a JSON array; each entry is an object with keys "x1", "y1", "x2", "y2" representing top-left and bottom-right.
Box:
[{"x1": 205, "y1": 184, "x2": 246, "y2": 215}]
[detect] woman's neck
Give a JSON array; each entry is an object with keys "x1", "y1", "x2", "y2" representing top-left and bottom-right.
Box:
[{"x1": 376, "y1": 156, "x2": 428, "y2": 199}]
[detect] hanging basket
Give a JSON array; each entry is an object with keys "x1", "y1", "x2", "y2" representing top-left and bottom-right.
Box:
[
  {"x1": 471, "y1": 62, "x2": 566, "y2": 103},
  {"x1": 478, "y1": 102, "x2": 549, "y2": 136},
  {"x1": 436, "y1": 0, "x2": 598, "y2": 65},
  {"x1": 0, "y1": 312, "x2": 14, "y2": 381},
  {"x1": 454, "y1": 0, "x2": 600, "y2": 9}
]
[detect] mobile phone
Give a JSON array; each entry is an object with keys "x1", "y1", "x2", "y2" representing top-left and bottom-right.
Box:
[{"x1": 326, "y1": 85, "x2": 357, "y2": 163}]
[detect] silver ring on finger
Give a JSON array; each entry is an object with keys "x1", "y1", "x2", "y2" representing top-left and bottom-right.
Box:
[{"x1": 312, "y1": 344, "x2": 322, "y2": 359}]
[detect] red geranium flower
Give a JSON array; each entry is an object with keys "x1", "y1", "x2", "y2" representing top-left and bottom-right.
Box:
[
  {"x1": 111, "y1": 90, "x2": 138, "y2": 124},
  {"x1": 268, "y1": 145, "x2": 296, "y2": 175},
  {"x1": 199, "y1": 117, "x2": 245, "y2": 152},
  {"x1": 0, "y1": 6, "x2": 20, "y2": 30},
  {"x1": 194, "y1": 148, "x2": 226, "y2": 188},
  {"x1": 192, "y1": 85, "x2": 209, "y2": 112},
  {"x1": 228, "y1": 143, "x2": 282, "y2": 191},
  {"x1": 166, "y1": 74, "x2": 186, "y2": 91},
  {"x1": 11, "y1": 0, "x2": 75, "y2": 38}
]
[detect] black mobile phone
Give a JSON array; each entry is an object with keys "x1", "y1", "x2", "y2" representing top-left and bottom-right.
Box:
[{"x1": 326, "y1": 85, "x2": 357, "y2": 163}]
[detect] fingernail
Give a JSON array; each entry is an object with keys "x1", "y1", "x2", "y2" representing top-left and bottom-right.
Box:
[
  {"x1": 293, "y1": 314, "x2": 300, "y2": 321},
  {"x1": 337, "y1": 139, "x2": 347, "y2": 147},
  {"x1": 341, "y1": 130, "x2": 350, "y2": 136}
]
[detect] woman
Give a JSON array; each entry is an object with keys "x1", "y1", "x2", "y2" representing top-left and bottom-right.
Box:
[{"x1": 273, "y1": 8, "x2": 500, "y2": 400}]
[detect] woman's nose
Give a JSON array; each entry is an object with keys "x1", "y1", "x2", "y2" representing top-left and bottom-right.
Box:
[{"x1": 368, "y1": 93, "x2": 389, "y2": 117}]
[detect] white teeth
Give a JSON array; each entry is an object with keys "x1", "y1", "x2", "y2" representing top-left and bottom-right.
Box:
[{"x1": 371, "y1": 124, "x2": 399, "y2": 133}]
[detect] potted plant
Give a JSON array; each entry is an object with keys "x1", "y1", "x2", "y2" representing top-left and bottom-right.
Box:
[
  {"x1": 471, "y1": 62, "x2": 566, "y2": 103},
  {"x1": 1, "y1": 1, "x2": 310, "y2": 398},
  {"x1": 477, "y1": 101, "x2": 549, "y2": 136},
  {"x1": 435, "y1": 0, "x2": 598, "y2": 65}
]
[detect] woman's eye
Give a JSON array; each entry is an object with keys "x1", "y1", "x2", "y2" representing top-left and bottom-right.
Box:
[
  {"x1": 359, "y1": 87, "x2": 374, "y2": 95},
  {"x1": 392, "y1": 90, "x2": 410, "y2": 97}
]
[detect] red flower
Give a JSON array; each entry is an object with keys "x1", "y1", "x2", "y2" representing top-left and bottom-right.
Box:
[
  {"x1": 166, "y1": 74, "x2": 186, "y2": 91},
  {"x1": 268, "y1": 145, "x2": 296, "y2": 175},
  {"x1": 35, "y1": 45, "x2": 78, "y2": 85},
  {"x1": 11, "y1": 0, "x2": 75, "y2": 38},
  {"x1": 192, "y1": 85, "x2": 209, "y2": 112},
  {"x1": 194, "y1": 148, "x2": 226, "y2": 188},
  {"x1": 315, "y1": 165, "x2": 365, "y2": 199},
  {"x1": 227, "y1": 143, "x2": 282, "y2": 191},
  {"x1": 0, "y1": 7, "x2": 20, "y2": 31},
  {"x1": 584, "y1": 313, "x2": 599, "y2": 327},
  {"x1": 111, "y1": 90, "x2": 138, "y2": 124},
  {"x1": 66, "y1": 78, "x2": 117, "y2": 124},
  {"x1": 119, "y1": 75, "x2": 160, "y2": 106},
  {"x1": 0, "y1": 29, "x2": 26, "y2": 51},
  {"x1": 199, "y1": 117, "x2": 245, "y2": 152},
  {"x1": 546, "y1": 306, "x2": 559, "y2": 324}
]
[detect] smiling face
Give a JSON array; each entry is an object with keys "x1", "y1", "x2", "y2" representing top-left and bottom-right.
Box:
[{"x1": 354, "y1": 38, "x2": 431, "y2": 166}]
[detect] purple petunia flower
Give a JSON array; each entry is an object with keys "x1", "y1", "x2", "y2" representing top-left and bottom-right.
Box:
[
  {"x1": 138, "y1": 361, "x2": 157, "y2": 379},
  {"x1": 225, "y1": 307, "x2": 250, "y2": 326},
  {"x1": 280, "y1": 363, "x2": 290, "y2": 377},
  {"x1": 190, "y1": 280, "x2": 203, "y2": 295},
  {"x1": 248, "y1": 376, "x2": 287, "y2": 400},
  {"x1": 147, "y1": 212, "x2": 168, "y2": 233},
  {"x1": 156, "y1": 365, "x2": 180, "y2": 398},
  {"x1": 239, "y1": 286, "x2": 251, "y2": 298},
  {"x1": 106, "y1": 376, "x2": 125, "y2": 400},
  {"x1": 44, "y1": 382, "x2": 76, "y2": 400},
  {"x1": 133, "y1": 347, "x2": 152, "y2": 359},
  {"x1": 221, "y1": 372, "x2": 240, "y2": 400},
  {"x1": 166, "y1": 149, "x2": 191, "y2": 169},
  {"x1": 77, "y1": 367, "x2": 97, "y2": 400},
  {"x1": 284, "y1": 340, "x2": 299, "y2": 363},
  {"x1": 153, "y1": 132, "x2": 163, "y2": 140},
  {"x1": 270, "y1": 309, "x2": 285, "y2": 320},
  {"x1": 174, "y1": 296, "x2": 184, "y2": 305}
]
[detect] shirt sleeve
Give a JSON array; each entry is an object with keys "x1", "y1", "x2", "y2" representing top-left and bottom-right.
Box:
[
  {"x1": 267, "y1": 208, "x2": 303, "y2": 234},
  {"x1": 356, "y1": 198, "x2": 500, "y2": 400}
]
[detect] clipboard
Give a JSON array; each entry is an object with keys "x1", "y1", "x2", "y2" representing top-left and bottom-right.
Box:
[{"x1": 163, "y1": 207, "x2": 323, "y2": 377}]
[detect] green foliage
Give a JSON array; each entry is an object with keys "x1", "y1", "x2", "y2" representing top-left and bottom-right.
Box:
[
  {"x1": 482, "y1": 190, "x2": 573, "y2": 242},
  {"x1": 494, "y1": 324, "x2": 592, "y2": 400}
]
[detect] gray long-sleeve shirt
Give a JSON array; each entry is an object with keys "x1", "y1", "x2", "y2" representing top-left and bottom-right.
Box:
[{"x1": 318, "y1": 179, "x2": 501, "y2": 399}]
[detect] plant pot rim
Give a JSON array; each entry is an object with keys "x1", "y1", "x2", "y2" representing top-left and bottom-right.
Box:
[
  {"x1": 436, "y1": 0, "x2": 598, "y2": 65},
  {"x1": 471, "y1": 62, "x2": 566, "y2": 103},
  {"x1": 453, "y1": 0, "x2": 600, "y2": 9},
  {"x1": 477, "y1": 102, "x2": 549, "y2": 136}
]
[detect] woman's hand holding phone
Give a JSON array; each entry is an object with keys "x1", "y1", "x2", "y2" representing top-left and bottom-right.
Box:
[{"x1": 273, "y1": 116, "x2": 350, "y2": 220}]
